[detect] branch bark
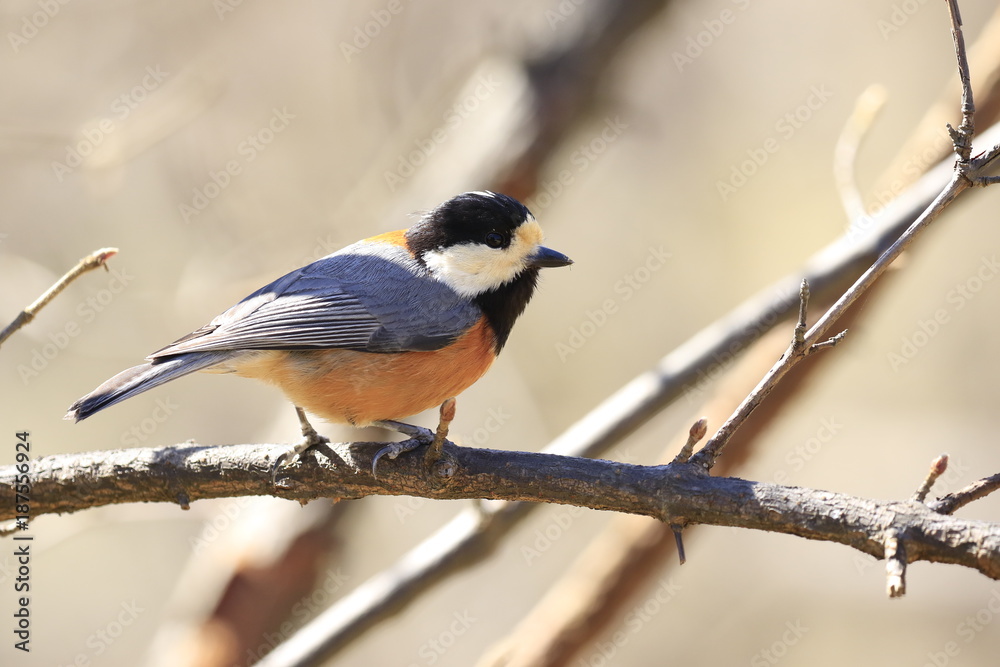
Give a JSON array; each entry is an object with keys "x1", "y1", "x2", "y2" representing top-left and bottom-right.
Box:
[{"x1": 5, "y1": 441, "x2": 999, "y2": 580}]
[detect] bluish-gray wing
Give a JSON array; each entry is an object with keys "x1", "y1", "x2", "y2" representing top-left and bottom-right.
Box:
[{"x1": 149, "y1": 244, "x2": 481, "y2": 359}]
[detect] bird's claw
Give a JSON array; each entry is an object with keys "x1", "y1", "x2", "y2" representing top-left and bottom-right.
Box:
[
  {"x1": 270, "y1": 429, "x2": 331, "y2": 486},
  {"x1": 371, "y1": 439, "x2": 424, "y2": 476},
  {"x1": 371, "y1": 426, "x2": 434, "y2": 477}
]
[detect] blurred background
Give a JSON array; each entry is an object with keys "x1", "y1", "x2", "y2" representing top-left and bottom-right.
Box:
[{"x1": 3, "y1": 0, "x2": 1000, "y2": 665}]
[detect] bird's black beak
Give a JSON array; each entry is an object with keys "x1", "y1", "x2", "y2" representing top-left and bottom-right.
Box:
[{"x1": 528, "y1": 246, "x2": 573, "y2": 269}]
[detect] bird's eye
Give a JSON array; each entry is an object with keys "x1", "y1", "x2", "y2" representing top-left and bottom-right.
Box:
[{"x1": 484, "y1": 232, "x2": 506, "y2": 248}]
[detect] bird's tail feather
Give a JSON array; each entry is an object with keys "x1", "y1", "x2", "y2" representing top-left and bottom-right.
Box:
[{"x1": 65, "y1": 352, "x2": 234, "y2": 422}]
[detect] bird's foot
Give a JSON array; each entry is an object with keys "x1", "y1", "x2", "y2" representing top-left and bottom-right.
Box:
[
  {"x1": 370, "y1": 398, "x2": 457, "y2": 476},
  {"x1": 270, "y1": 407, "x2": 331, "y2": 486},
  {"x1": 370, "y1": 421, "x2": 434, "y2": 476}
]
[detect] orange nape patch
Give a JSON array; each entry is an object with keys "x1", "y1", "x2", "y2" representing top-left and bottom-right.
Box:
[
  {"x1": 227, "y1": 318, "x2": 497, "y2": 425},
  {"x1": 365, "y1": 229, "x2": 409, "y2": 250}
]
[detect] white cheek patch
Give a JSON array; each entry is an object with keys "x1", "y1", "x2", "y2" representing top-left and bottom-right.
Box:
[{"x1": 424, "y1": 218, "x2": 544, "y2": 297}]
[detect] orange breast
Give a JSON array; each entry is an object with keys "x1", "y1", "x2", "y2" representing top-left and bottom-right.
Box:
[{"x1": 229, "y1": 318, "x2": 497, "y2": 425}]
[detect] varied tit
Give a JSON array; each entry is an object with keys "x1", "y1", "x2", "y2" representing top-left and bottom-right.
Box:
[{"x1": 66, "y1": 191, "x2": 572, "y2": 474}]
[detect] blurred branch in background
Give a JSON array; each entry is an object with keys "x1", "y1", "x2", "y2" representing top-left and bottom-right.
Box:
[
  {"x1": 145, "y1": 501, "x2": 349, "y2": 667},
  {"x1": 492, "y1": 0, "x2": 670, "y2": 200}
]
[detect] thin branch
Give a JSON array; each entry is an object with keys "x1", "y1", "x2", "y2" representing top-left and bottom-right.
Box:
[
  {"x1": 670, "y1": 417, "x2": 707, "y2": 464},
  {"x1": 946, "y1": 0, "x2": 975, "y2": 162},
  {"x1": 0, "y1": 247, "x2": 118, "y2": 348},
  {"x1": 913, "y1": 454, "x2": 949, "y2": 503},
  {"x1": 930, "y1": 473, "x2": 1000, "y2": 515}
]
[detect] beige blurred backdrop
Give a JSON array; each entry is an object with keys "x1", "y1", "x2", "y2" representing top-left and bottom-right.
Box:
[{"x1": 3, "y1": 1, "x2": 1000, "y2": 665}]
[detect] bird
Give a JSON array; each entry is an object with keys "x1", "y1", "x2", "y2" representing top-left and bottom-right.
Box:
[{"x1": 66, "y1": 191, "x2": 572, "y2": 477}]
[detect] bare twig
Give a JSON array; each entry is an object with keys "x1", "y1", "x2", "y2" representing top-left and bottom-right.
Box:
[
  {"x1": 670, "y1": 524, "x2": 686, "y2": 565},
  {"x1": 930, "y1": 472, "x2": 1000, "y2": 515},
  {"x1": 792, "y1": 279, "x2": 809, "y2": 352},
  {"x1": 946, "y1": 0, "x2": 975, "y2": 162},
  {"x1": 670, "y1": 417, "x2": 707, "y2": 464},
  {"x1": 913, "y1": 454, "x2": 949, "y2": 503},
  {"x1": 0, "y1": 247, "x2": 118, "y2": 348}
]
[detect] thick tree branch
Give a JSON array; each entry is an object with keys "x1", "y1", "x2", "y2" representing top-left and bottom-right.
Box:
[{"x1": 4, "y1": 441, "x2": 999, "y2": 582}]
